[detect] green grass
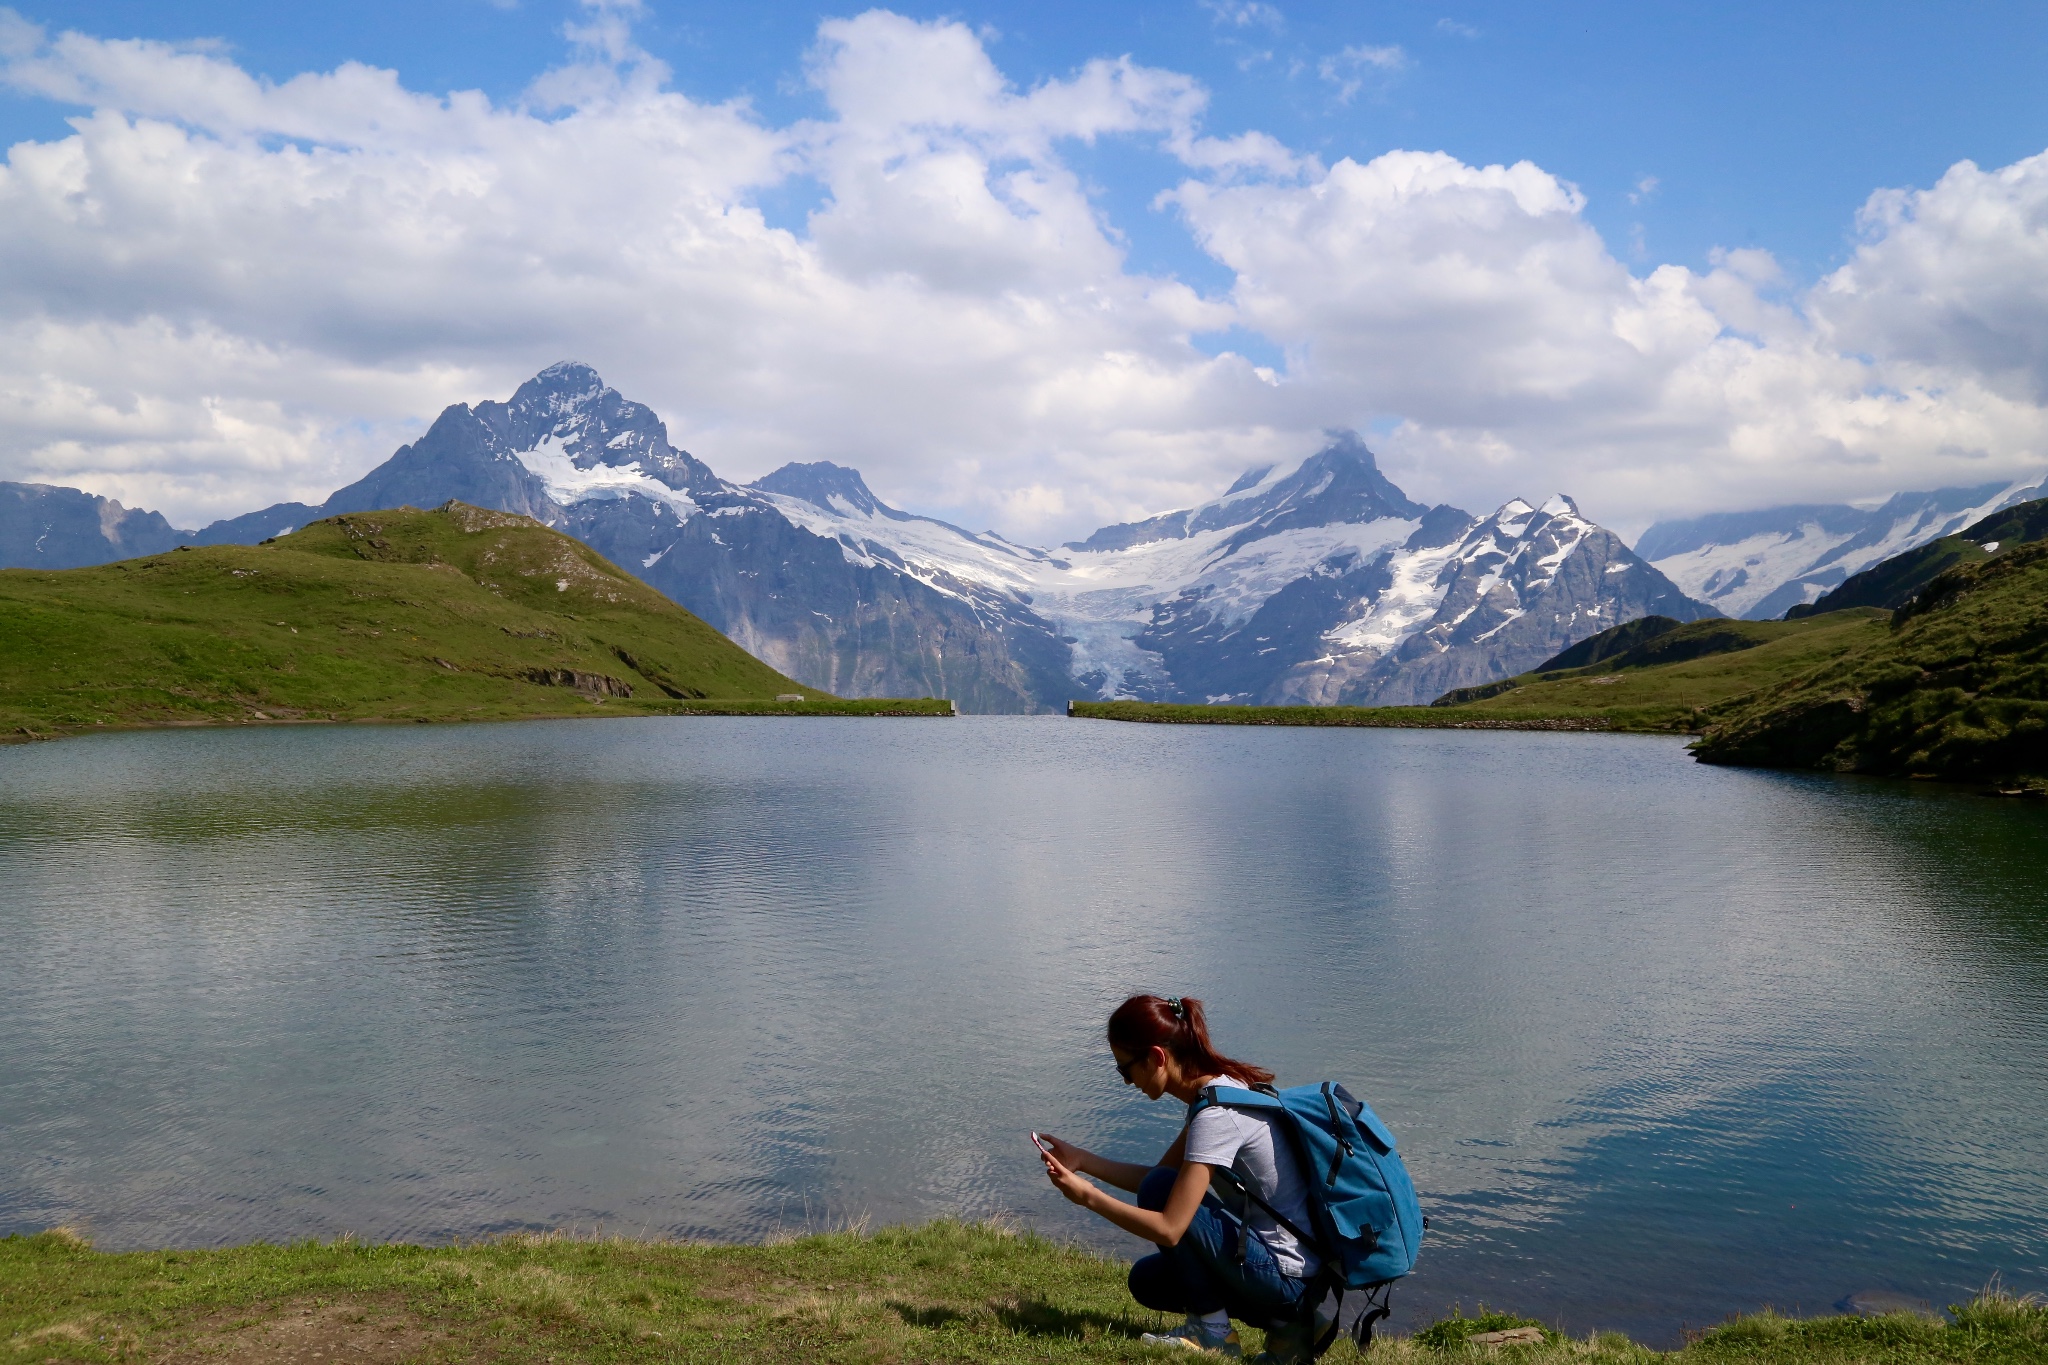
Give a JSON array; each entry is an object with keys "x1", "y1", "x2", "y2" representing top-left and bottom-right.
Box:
[
  {"x1": 1067, "y1": 701, "x2": 1623, "y2": 731},
  {"x1": 1694, "y1": 541, "x2": 2048, "y2": 780},
  {"x1": 5, "y1": 1224, "x2": 2043, "y2": 1365},
  {"x1": 664, "y1": 698, "x2": 956, "y2": 717},
  {"x1": 0, "y1": 503, "x2": 950, "y2": 739},
  {"x1": 1068, "y1": 613, "x2": 1891, "y2": 737}
]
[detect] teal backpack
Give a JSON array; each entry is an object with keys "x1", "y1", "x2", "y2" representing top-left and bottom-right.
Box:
[{"x1": 1188, "y1": 1081, "x2": 1425, "y2": 1353}]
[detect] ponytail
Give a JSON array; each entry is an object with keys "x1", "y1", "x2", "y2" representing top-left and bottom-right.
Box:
[{"x1": 1107, "y1": 994, "x2": 1274, "y2": 1085}]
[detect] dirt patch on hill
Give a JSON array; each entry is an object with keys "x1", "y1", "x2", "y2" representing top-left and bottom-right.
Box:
[{"x1": 152, "y1": 1296, "x2": 444, "y2": 1365}]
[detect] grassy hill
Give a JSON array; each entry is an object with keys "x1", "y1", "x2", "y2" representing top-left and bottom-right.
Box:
[
  {"x1": 0, "y1": 502, "x2": 950, "y2": 738},
  {"x1": 1428, "y1": 611, "x2": 1891, "y2": 730},
  {"x1": 1694, "y1": 540, "x2": 2048, "y2": 782}
]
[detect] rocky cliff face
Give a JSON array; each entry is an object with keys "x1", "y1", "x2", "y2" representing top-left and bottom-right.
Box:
[
  {"x1": 5, "y1": 364, "x2": 1714, "y2": 710},
  {"x1": 0, "y1": 482, "x2": 190, "y2": 568}
]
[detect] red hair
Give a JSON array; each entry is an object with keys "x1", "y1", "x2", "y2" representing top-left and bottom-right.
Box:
[{"x1": 1107, "y1": 994, "x2": 1274, "y2": 1085}]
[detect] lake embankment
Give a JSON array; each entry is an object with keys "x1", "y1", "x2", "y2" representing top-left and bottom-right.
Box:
[
  {"x1": 1068, "y1": 700, "x2": 1628, "y2": 731},
  {"x1": 7, "y1": 1222, "x2": 2042, "y2": 1365},
  {"x1": 2, "y1": 695, "x2": 956, "y2": 743}
]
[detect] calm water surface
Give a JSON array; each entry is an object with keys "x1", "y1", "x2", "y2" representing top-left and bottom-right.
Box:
[{"x1": 3, "y1": 717, "x2": 2046, "y2": 1341}]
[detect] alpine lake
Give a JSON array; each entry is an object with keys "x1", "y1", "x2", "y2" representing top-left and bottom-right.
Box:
[{"x1": 3, "y1": 715, "x2": 2045, "y2": 1345}]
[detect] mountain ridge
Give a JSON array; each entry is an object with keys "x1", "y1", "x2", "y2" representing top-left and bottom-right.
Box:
[
  {"x1": 1639, "y1": 478, "x2": 2046, "y2": 619},
  {"x1": 2, "y1": 363, "x2": 1714, "y2": 712}
]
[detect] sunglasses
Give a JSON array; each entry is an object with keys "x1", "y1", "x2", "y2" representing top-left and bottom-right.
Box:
[{"x1": 1115, "y1": 1050, "x2": 1146, "y2": 1082}]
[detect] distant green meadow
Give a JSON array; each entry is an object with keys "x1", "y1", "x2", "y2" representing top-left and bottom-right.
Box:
[{"x1": 1067, "y1": 700, "x2": 1624, "y2": 731}]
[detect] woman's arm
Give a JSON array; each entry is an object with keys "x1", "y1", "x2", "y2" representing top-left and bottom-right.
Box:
[
  {"x1": 1042, "y1": 1151, "x2": 1213, "y2": 1247},
  {"x1": 1035, "y1": 1135, "x2": 1156, "y2": 1193}
]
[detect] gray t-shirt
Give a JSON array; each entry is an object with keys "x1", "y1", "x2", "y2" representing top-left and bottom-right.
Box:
[{"x1": 1184, "y1": 1080, "x2": 1322, "y2": 1277}]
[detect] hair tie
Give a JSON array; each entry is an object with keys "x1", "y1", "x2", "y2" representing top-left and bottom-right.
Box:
[{"x1": 1166, "y1": 996, "x2": 1185, "y2": 1020}]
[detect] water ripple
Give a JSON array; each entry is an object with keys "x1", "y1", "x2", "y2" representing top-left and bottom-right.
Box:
[{"x1": 2, "y1": 719, "x2": 2046, "y2": 1342}]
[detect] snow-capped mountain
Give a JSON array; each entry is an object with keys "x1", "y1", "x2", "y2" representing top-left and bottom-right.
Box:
[
  {"x1": 1638, "y1": 479, "x2": 2046, "y2": 620},
  {"x1": 1270, "y1": 495, "x2": 1713, "y2": 706},
  {"x1": 732, "y1": 424, "x2": 1715, "y2": 706},
  {"x1": 10, "y1": 363, "x2": 1715, "y2": 711}
]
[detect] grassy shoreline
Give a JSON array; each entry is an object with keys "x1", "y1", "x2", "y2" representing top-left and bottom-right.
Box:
[
  {"x1": 5, "y1": 1222, "x2": 2041, "y2": 1365},
  {"x1": 1067, "y1": 701, "x2": 1627, "y2": 732},
  {"x1": 1, "y1": 696, "x2": 957, "y2": 744}
]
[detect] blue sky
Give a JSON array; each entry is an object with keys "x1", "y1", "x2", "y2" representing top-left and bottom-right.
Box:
[{"x1": 0, "y1": 0, "x2": 2044, "y2": 538}]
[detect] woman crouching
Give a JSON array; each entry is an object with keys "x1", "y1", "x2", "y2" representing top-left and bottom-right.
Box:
[{"x1": 1035, "y1": 994, "x2": 1318, "y2": 1362}]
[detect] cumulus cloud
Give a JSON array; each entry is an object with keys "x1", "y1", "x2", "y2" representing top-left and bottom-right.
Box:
[
  {"x1": 1813, "y1": 151, "x2": 2048, "y2": 405},
  {"x1": 1168, "y1": 149, "x2": 2048, "y2": 521},
  {"x1": 0, "y1": 5, "x2": 2042, "y2": 541}
]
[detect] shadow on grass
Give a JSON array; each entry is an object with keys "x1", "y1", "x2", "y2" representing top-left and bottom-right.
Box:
[{"x1": 994, "y1": 1297, "x2": 1155, "y2": 1341}]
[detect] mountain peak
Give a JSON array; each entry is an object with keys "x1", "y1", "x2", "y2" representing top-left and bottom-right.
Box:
[
  {"x1": 1223, "y1": 464, "x2": 1277, "y2": 496},
  {"x1": 527, "y1": 360, "x2": 605, "y2": 394},
  {"x1": 1068, "y1": 430, "x2": 1425, "y2": 553},
  {"x1": 750, "y1": 461, "x2": 894, "y2": 519}
]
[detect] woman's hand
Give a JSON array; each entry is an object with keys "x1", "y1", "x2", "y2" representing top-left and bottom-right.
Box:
[
  {"x1": 1030, "y1": 1132, "x2": 1151, "y2": 1194},
  {"x1": 1039, "y1": 1146, "x2": 1097, "y2": 1208},
  {"x1": 1037, "y1": 1133, "x2": 1087, "y2": 1170}
]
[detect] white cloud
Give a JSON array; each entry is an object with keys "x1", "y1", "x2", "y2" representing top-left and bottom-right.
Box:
[
  {"x1": 1435, "y1": 19, "x2": 1481, "y2": 39},
  {"x1": 1627, "y1": 174, "x2": 1658, "y2": 205},
  {"x1": 1316, "y1": 44, "x2": 1408, "y2": 104},
  {"x1": 1201, "y1": 1, "x2": 1285, "y2": 31},
  {"x1": 1813, "y1": 151, "x2": 2048, "y2": 405},
  {"x1": 0, "y1": 6, "x2": 2042, "y2": 541},
  {"x1": 1167, "y1": 149, "x2": 2048, "y2": 526}
]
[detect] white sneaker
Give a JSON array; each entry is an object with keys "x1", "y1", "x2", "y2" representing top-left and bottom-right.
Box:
[{"x1": 1140, "y1": 1320, "x2": 1244, "y2": 1357}]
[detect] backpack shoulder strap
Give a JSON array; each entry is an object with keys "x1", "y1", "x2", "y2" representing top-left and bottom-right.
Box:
[{"x1": 1188, "y1": 1082, "x2": 1283, "y2": 1120}]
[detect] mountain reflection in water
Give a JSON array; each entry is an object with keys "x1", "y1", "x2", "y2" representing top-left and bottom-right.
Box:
[{"x1": 2, "y1": 717, "x2": 2044, "y2": 1344}]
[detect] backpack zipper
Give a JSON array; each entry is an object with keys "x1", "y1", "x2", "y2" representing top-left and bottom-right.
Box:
[{"x1": 1322, "y1": 1083, "x2": 1354, "y2": 1185}]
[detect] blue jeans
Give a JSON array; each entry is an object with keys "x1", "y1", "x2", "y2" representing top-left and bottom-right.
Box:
[{"x1": 1127, "y1": 1166, "x2": 1310, "y2": 1328}]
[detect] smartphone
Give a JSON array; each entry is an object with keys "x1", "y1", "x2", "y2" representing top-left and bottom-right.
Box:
[{"x1": 1030, "y1": 1131, "x2": 1056, "y2": 1157}]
